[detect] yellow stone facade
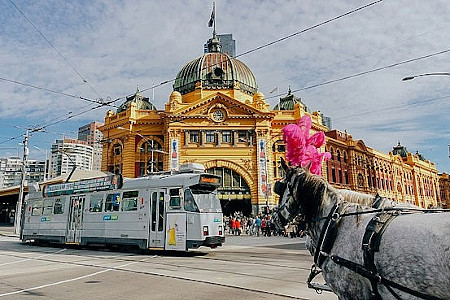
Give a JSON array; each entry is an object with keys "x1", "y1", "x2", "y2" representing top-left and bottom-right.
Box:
[
  {"x1": 324, "y1": 130, "x2": 440, "y2": 208},
  {"x1": 100, "y1": 87, "x2": 328, "y2": 215},
  {"x1": 99, "y1": 35, "x2": 441, "y2": 214}
]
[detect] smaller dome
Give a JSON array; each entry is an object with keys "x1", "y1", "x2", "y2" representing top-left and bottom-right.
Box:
[
  {"x1": 169, "y1": 91, "x2": 182, "y2": 103},
  {"x1": 274, "y1": 88, "x2": 309, "y2": 111},
  {"x1": 117, "y1": 88, "x2": 157, "y2": 113},
  {"x1": 392, "y1": 141, "x2": 408, "y2": 158}
]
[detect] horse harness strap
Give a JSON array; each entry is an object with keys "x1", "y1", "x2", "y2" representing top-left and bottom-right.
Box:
[
  {"x1": 330, "y1": 255, "x2": 445, "y2": 300},
  {"x1": 330, "y1": 212, "x2": 446, "y2": 300},
  {"x1": 307, "y1": 203, "x2": 341, "y2": 294},
  {"x1": 313, "y1": 203, "x2": 340, "y2": 268},
  {"x1": 362, "y1": 212, "x2": 398, "y2": 299}
]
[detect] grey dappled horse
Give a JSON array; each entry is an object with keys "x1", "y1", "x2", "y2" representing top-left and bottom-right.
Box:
[{"x1": 272, "y1": 160, "x2": 450, "y2": 300}]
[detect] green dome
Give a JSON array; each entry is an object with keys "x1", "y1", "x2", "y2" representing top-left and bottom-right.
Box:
[
  {"x1": 173, "y1": 46, "x2": 257, "y2": 96},
  {"x1": 117, "y1": 89, "x2": 156, "y2": 113},
  {"x1": 392, "y1": 142, "x2": 408, "y2": 158},
  {"x1": 274, "y1": 88, "x2": 309, "y2": 111}
]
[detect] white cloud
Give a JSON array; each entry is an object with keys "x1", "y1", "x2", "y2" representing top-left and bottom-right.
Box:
[{"x1": 0, "y1": 0, "x2": 449, "y2": 172}]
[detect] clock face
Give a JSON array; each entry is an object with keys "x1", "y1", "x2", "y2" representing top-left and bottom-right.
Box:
[{"x1": 212, "y1": 109, "x2": 225, "y2": 122}]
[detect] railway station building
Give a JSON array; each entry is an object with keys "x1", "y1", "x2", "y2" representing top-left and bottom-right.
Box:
[{"x1": 99, "y1": 32, "x2": 441, "y2": 216}]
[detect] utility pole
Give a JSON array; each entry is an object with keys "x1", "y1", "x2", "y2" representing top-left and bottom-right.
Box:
[{"x1": 14, "y1": 130, "x2": 29, "y2": 237}]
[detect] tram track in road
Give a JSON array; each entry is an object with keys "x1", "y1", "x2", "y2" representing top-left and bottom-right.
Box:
[
  {"x1": 0, "y1": 245, "x2": 316, "y2": 299},
  {"x1": 1, "y1": 240, "x2": 313, "y2": 274},
  {"x1": 0, "y1": 246, "x2": 311, "y2": 282}
]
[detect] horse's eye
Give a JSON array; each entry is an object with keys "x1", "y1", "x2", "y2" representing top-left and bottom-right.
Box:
[{"x1": 274, "y1": 181, "x2": 287, "y2": 196}]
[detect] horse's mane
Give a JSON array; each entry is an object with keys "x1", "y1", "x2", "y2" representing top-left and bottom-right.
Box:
[
  {"x1": 286, "y1": 166, "x2": 418, "y2": 224},
  {"x1": 338, "y1": 189, "x2": 374, "y2": 206}
]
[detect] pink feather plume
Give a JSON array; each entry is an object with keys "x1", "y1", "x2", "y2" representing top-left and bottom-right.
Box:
[{"x1": 282, "y1": 115, "x2": 331, "y2": 175}]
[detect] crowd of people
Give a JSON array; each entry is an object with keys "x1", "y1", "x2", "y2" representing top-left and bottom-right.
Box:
[{"x1": 223, "y1": 211, "x2": 305, "y2": 238}]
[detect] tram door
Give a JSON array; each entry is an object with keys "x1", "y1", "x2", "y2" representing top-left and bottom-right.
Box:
[
  {"x1": 148, "y1": 190, "x2": 166, "y2": 248},
  {"x1": 66, "y1": 196, "x2": 85, "y2": 244}
]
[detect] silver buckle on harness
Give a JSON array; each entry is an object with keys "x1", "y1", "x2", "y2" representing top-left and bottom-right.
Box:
[{"x1": 332, "y1": 212, "x2": 340, "y2": 221}]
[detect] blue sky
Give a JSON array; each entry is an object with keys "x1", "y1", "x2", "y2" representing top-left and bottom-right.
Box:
[{"x1": 0, "y1": 0, "x2": 449, "y2": 173}]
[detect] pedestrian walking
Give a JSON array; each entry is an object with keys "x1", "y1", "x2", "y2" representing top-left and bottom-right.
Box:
[
  {"x1": 254, "y1": 215, "x2": 261, "y2": 236},
  {"x1": 230, "y1": 217, "x2": 236, "y2": 235},
  {"x1": 235, "y1": 218, "x2": 241, "y2": 235}
]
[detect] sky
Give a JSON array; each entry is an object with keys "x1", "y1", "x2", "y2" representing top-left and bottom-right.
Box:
[{"x1": 0, "y1": 0, "x2": 449, "y2": 173}]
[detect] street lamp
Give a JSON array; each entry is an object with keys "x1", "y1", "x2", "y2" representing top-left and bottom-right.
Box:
[{"x1": 402, "y1": 72, "x2": 450, "y2": 81}]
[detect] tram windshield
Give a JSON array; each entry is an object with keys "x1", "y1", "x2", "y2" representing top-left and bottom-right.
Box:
[{"x1": 188, "y1": 188, "x2": 222, "y2": 213}]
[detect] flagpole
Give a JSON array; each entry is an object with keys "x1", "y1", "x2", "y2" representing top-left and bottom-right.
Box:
[{"x1": 213, "y1": 2, "x2": 216, "y2": 36}]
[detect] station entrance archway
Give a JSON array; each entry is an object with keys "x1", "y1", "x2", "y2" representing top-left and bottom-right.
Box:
[{"x1": 206, "y1": 167, "x2": 252, "y2": 216}]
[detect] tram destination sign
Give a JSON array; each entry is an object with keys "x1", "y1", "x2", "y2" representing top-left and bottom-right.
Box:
[{"x1": 43, "y1": 174, "x2": 123, "y2": 197}]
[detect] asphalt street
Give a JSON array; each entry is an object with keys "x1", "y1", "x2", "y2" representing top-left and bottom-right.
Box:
[{"x1": 0, "y1": 226, "x2": 337, "y2": 300}]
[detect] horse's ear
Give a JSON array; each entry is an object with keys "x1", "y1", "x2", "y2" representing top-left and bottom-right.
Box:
[
  {"x1": 280, "y1": 157, "x2": 288, "y2": 172},
  {"x1": 303, "y1": 161, "x2": 312, "y2": 173}
]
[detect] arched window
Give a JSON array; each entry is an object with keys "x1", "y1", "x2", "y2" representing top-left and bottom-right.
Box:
[
  {"x1": 138, "y1": 139, "x2": 164, "y2": 176},
  {"x1": 357, "y1": 174, "x2": 364, "y2": 187},
  {"x1": 109, "y1": 142, "x2": 123, "y2": 174}
]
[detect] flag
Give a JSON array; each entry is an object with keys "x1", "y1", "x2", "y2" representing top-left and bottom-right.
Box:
[
  {"x1": 208, "y1": 4, "x2": 215, "y2": 27},
  {"x1": 269, "y1": 86, "x2": 278, "y2": 94}
]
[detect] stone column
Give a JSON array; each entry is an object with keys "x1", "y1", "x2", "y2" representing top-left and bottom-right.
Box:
[
  {"x1": 232, "y1": 130, "x2": 237, "y2": 146},
  {"x1": 216, "y1": 131, "x2": 221, "y2": 146},
  {"x1": 200, "y1": 130, "x2": 204, "y2": 146},
  {"x1": 122, "y1": 135, "x2": 136, "y2": 178},
  {"x1": 184, "y1": 131, "x2": 189, "y2": 147}
]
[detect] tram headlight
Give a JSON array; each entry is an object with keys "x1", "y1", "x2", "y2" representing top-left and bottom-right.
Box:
[
  {"x1": 218, "y1": 225, "x2": 223, "y2": 236},
  {"x1": 203, "y1": 225, "x2": 209, "y2": 236}
]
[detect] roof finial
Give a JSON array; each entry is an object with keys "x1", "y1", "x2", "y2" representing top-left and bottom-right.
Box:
[{"x1": 136, "y1": 85, "x2": 140, "y2": 94}]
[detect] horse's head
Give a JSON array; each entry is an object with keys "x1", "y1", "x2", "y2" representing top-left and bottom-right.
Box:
[{"x1": 273, "y1": 158, "x2": 330, "y2": 228}]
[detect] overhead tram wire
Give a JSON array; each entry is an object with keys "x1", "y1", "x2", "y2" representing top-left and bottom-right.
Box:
[
  {"x1": 2, "y1": 0, "x2": 384, "y2": 143},
  {"x1": 0, "y1": 101, "x2": 109, "y2": 146},
  {"x1": 334, "y1": 94, "x2": 450, "y2": 121},
  {"x1": 133, "y1": 0, "x2": 384, "y2": 99},
  {"x1": 9, "y1": 0, "x2": 102, "y2": 100},
  {"x1": 0, "y1": 77, "x2": 118, "y2": 108},
  {"x1": 266, "y1": 48, "x2": 450, "y2": 100},
  {"x1": 3, "y1": 1, "x2": 384, "y2": 116},
  {"x1": 235, "y1": 0, "x2": 382, "y2": 59},
  {"x1": 273, "y1": 22, "x2": 450, "y2": 88}
]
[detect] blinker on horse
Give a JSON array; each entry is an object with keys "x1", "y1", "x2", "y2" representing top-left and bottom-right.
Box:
[{"x1": 272, "y1": 159, "x2": 450, "y2": 300}]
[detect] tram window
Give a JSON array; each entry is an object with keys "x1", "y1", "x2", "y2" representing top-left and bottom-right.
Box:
[
  {"x1": 151, "y1": 192, "x2": 157, "y2": 231},
  {"x1": 184, "y1": 189, "x2": 199, "y2": 212},
  {"x1": 122, "y1": 191, "x2": 138, "y2": 211},
  {"x1": 105, "y1": 193, "x2": 120, "y2": 212},
  {"x1": 53, "y1": 198, "x2": 64, "y2": 214},
  {"x1": 158, "y1": 192, "x2": 164, "y2": 231},
  {"x1": 32, "y1": 200, "x2": 43, "y2": 216},
  {"x1": 43, "y1": 199, "x2": 53, "y2": 215},
  {"x1": 89, "y1": 194, "x2": 104, "y2": 212},
  {"x1": 169, "y1": 188, "x2": 181, "y2": 208}
]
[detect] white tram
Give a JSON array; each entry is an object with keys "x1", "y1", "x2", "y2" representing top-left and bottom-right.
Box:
[{"x1": 22, "y1": 163, "x2": 225, "y2": 251}]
